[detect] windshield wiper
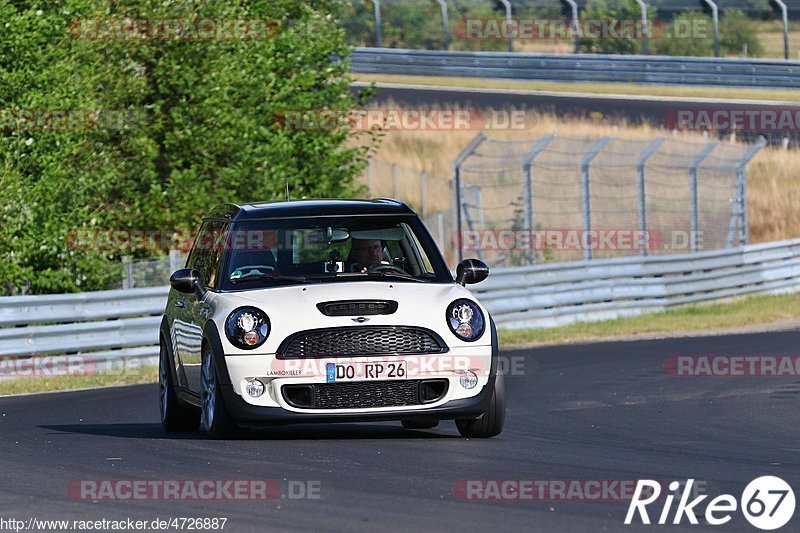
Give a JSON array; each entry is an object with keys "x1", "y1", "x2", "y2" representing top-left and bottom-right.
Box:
[
  {"x1": 359, "y1": 272, "x2": 426, "y2": 283},
  {"x1": 230, "y1": 273, "x2": 306, "y2": 284}
]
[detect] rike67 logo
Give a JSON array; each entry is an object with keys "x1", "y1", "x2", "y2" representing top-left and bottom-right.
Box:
[{"x1": 625, "y1": 477, "x2": 795, "y2": 530}]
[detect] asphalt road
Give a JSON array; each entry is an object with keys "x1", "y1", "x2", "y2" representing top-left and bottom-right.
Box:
[
  {"x1": 354, "y1": 83, "x2": 800, "y2": 144},
  {"x1": 2, "y1": 329, "x2": 799, "y2": 532}
]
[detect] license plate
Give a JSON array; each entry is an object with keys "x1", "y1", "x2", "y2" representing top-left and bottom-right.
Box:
[{"x1": 326, "y1": 361, "x2": 407, "y2": 382}]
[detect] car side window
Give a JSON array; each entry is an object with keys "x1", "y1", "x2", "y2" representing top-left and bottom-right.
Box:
[{"x1": 187, "y1": 221, "x2": 227, "y2": 289}]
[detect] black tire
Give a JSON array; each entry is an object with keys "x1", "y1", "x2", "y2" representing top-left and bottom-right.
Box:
[
  {"x1": 401, "y1": 418, "x2": 440, "y2": 430},
  {"x1": 200, "y1": 344, "x2": 237, "y2": 439},
  {"x1": 159, "y1": 341, "x2": 199, "y2": 432},
  {"x1": 455, "y1": 373, "x2": 505, "y2": 438}
]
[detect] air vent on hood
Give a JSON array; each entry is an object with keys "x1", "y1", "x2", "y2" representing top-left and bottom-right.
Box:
[{"x1": 316, "y1": 300, "x2": 398, "y2": 317}]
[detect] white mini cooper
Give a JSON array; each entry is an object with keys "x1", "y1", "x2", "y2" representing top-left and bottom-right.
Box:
[{"x1": 159, "y1": 199, "x2": 504, "y2": 438}]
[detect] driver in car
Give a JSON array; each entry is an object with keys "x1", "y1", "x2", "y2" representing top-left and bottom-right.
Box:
[{"x1": 347, "y1": 238, "x2": 387, "y2": 273}]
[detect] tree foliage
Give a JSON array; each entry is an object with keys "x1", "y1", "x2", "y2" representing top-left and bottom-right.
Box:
[{"x1": 0, "y1": 0, "x2": 374, "y2": 294}]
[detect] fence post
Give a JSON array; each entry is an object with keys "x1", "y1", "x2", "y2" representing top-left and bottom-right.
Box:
[
  {"x1": 421, "y1": 171, "x2": 428, "y2": 217},
  {"x1": 451, "y1": 133, "x2": 487, "y2": 263},
  {"x1": 634, "y1": 0, "x2": 649, "y2": 55},
  {"x1": 581, "y1": 137, "x2": 612, "y2": 260},
  {"x1": 122, "y1": 256, "x2": 134, "y2": 289},
  {"x1": 636, "y1": 137, "x2": 666, "y2": 256},
  {"x1": 702, "y1": 0, "x2": 720, "y2": 57},
  {"x1": 562, "y1": 0, "x2": 580, "y2": 54},
  {"x1": 774, "y1": 1, "x2": 789, "y2": 60},
  {"x1": 733, "y1": 137, "x2": 767, "y2": 246},
  {"x1": 392, "y1": 162, "x2": 399, "y2": 198},
  {"x1": 436, "y1": 0, "x2": 450, "y2": 50},
  {"x1": 690, "y1": 142, "x2": 719, "y2": 252},
  {"x1": 498, "y1": 0, "x2": 513, "y2": 52},
  {"x1": 372, "y1": 0, "x2": 382, "y2": 48},
  {"x1": 522, "y1": 134, "x2": 556, "y2": 263}
]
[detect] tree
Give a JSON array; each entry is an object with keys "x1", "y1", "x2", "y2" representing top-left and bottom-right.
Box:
[
  {"x1": 578, "y1": 0, "x2": 656, "y2": 55},
  {"x1": 0, "y1": 0, "x2": 375, "y2": 294}
]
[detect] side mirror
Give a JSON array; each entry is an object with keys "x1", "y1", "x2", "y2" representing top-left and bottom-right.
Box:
[
  {"x1": 456, "y1": 258, "x2": 489, "y2": 286},
  {"x1": 170, "y1": 268, "x2": 205, "y2": 295}
]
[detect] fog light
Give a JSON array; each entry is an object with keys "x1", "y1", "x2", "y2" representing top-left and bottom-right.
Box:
[
  {"x1": 246, "y1": 378, "x2": 265, "y2": 398},
  {"x1": 459, "y1": 370, "x2": 478, "y2": 389}
]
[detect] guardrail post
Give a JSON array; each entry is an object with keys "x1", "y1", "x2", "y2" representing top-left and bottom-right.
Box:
[
  {"x1": 522, "y1": 134, "x2": 556, "y2": 264},
  {"x1": 498, "y1": 0, "x2": 514, "y2": 52},
  {"x1": 562, "y1": 0, "x2": 580, "y2": 54},
  {"x1": 774, "y1": 0, "x2": 790, "y2": 60},
  {"x1": 392, "y1": 162, "x2": 399, "y2": 198},
  {"x1": 702, "y1": 0, "x2": 720, "y2": 57},
  {"x1": 634, "y1": 0, "x2": 649, "y2": 55},
  {"x1": 436, "y1": 0, "x2": 450, "y2": 50},
  {"x1": 636, "y1": 137, "x2": 666, "y2": 256},
  {"x1": 169, "y1": 249, "x2": 183, "y2": 273},
  {"x1": 372, "y1": 0, "x2": 382, "y2": 48},
  {"x1": 452, "y1": 132, "x2": 488, "y2": 263},
  {"x1": 690, "y1": 142, "x2": 719, "y2": 252},
  {"x1": 581, "y1": 137, "x2": 612, "y2": 260}
]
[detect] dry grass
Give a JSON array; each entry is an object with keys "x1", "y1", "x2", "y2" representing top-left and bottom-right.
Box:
[
  {"x1": 356, "y1": 107, "x2": 800, "y2": 245},
  {"x1": 754, "y1": 20, "x2": 800, "y2": 60}
]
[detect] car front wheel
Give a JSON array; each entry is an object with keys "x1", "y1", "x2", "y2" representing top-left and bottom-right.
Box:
[
  {"x1": 455, "y1": 373, "x2": 505, "y2": 438},
  {"x1": 159, "y1": 342, "x2": 199, "y2": 432},
  {"x1": 200, "y1": 345, "x2": 236, "y2": 438}
]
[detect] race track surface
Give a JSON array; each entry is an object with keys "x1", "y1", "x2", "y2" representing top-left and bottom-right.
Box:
[
  {"x1": 355, "y1": 83, "x2": 799, "y2": 144},
  {"x1": 2, "y1": 329, "x2": 799, "y2": 532}
]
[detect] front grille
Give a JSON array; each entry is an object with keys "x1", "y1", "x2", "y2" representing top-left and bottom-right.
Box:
[
  {"x1": 277, "y1": 326, "x2": 447, "y2": 358},
  {"x1": 283, "y1": 380, "x2": 426, "y2": 409},
  {"x1": 316, "y1": 300, "x2": 398, "y2": 317}
]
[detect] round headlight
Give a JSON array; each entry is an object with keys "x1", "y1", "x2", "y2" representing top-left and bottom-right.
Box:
[
  {"x1": 446, "y1": 299, "x2": 485, "y2": 342},
  {"x1": 225, "y1": 307, "x2": 270, "y2": 350}
]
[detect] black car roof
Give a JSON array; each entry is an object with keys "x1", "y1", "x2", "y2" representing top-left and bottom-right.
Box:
[{"x1": 204, "y1": 198, "x2": 416, "y2": 222}]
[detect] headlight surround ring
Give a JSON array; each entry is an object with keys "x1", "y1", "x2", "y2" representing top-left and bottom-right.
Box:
[
  {"x1": 446, "y1": 299, "x2": 486, "y2": 342},
  {"x1": 225, "y1": 306, "x2": 270, "y2": 350}
]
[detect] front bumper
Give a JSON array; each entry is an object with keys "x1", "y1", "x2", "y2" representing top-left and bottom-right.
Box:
[
  {"x1": 203, "y1": 320, "x2": 499, "y2": 425},
  {"x1": 218, "y1": 374, "x2": 498, "y2": 426}
]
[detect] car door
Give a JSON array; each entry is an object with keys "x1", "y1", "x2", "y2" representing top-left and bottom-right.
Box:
[{"x1": 184, "y1": 220, "x2": 227, "y2": 394}]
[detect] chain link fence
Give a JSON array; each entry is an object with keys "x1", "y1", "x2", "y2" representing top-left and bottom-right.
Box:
[{"x1": 452, "y1": 133, "x2": 765, "y2": 268}]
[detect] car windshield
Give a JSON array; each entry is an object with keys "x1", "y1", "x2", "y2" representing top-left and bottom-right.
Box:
[{"x1": 219, "y1": 216, "x2": 452, "y2": 290}]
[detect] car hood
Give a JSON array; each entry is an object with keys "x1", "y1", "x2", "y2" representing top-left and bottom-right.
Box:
[{"x1": 208, "y1": 281, "x2": 491, "y2": 354}]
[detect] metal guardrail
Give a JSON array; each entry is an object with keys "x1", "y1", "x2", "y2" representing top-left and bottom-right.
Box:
[
  {"x1": 2, "y1": 238, "x2": 800, "y2": 377},
  {"x1": 350, "y1": 48, "x2": 800, "y2": 89},
  {"x1": 473, "y1": 238, "x2": 800, "y2": 329},
  {"x1": 0, "y1": 287, "x2": 168, "y2": 379}
]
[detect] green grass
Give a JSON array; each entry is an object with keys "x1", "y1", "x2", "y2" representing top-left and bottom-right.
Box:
[
  {"x1": 0, "y1": 364, "x2": 158, "y2": 396},
  {"x1": 499, "y1": 291, "x2": 800, "y2": 347},
  {"x1": 354, "y1": 73, "x2": 800, "y2": 103}
]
